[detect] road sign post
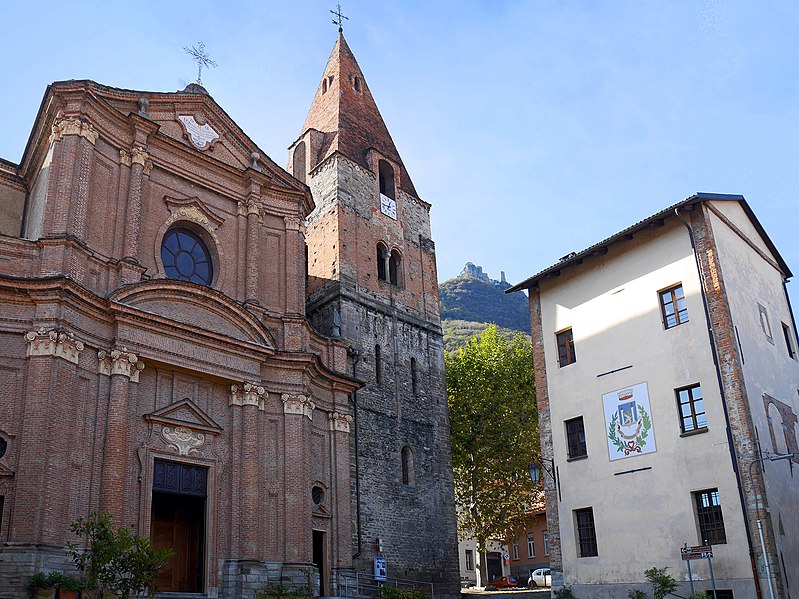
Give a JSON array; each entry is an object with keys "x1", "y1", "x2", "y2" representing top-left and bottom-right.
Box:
[{"x1": 681, "y1": 544, "x2": 717, "y2": 598}]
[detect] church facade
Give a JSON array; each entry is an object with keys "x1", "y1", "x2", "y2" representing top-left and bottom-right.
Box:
[{"x1": 0, "y1": 35, "x2": 459, "y2": 599}]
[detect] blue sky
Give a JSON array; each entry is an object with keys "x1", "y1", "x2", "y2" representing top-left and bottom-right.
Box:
[{"x1": 2, "y1": 1, "x2": 798, "y2": 305}]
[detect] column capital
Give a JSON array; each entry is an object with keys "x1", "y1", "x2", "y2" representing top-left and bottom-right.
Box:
[
  {"x1": 130, "y1": 146, "x2": 149, "y2": 166},
  {"x1": 283, "y1": 393, "x2": 315, "y2": 419},
  {"x1": 25, "y1": 328, "x2": 85, "y2": 364},
  {"x1": 284, "y1": 215, "x2": 305, "y2": 232},
  {"x1": 98, "y1": 348, "x2": 145, "y2": 382},
  {"x1": 50, "y1": 117, "x2": 98, "y2": 145},
  {"x1": 328, "y1": 411, "x2": 353, "y2": 433},
  {"x1": 230, "y1": 382, "x2": 266, "y2": 410}
]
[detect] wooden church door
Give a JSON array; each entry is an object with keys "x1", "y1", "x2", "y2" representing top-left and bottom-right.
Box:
[{"x1": 151, "y1": 460, "x2": 207, "y2": 592}]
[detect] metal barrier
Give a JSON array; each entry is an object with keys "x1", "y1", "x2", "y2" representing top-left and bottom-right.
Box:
[{"x1": 337, "y1": 572, "x2": 435, "y2": 599}]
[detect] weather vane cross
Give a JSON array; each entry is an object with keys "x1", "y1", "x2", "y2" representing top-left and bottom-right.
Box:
[
  {"x1": 330, "y1": 4, "x2": 348, "y2": 33},
  {"x1": 183, "y1": 41, "x2": 217, "y2": 86}
]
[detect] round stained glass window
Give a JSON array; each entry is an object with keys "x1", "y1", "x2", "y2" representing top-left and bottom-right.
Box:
[{"x1": 161, "y1": 229, "x2": 213, "y2": 285}]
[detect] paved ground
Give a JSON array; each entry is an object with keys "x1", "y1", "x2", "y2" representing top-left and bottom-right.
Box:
[{"x1": 462, "y1": 588, "x2": 551, "y2": 597}]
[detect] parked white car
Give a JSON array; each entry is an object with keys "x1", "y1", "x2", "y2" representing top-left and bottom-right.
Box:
[{"x1": 528, "y1": 568, "x2": 551, "y2": 587}]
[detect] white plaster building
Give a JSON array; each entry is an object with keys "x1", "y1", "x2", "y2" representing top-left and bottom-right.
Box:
[{"x1": 509, "y1": 194, "x2": 799, "y2": 598}]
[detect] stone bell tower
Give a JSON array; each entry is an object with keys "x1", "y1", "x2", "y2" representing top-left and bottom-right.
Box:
[{"x1": 288, "y1": 33, "x2": 460, "y2": 597}]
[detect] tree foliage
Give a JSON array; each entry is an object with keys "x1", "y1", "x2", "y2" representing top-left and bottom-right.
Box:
[
  {"x1": 68, "y1": 511, "x2": 173, "y2": 599},
  {"x1": 446, "y1": 325, "x2": 539, "y2": 559}
]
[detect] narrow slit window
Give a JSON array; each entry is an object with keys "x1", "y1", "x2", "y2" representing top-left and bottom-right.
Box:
[{"x1": 375, "y1": 344, "x2": 382, "y2": 385}]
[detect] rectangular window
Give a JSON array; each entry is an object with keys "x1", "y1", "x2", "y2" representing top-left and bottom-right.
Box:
[
  {"x1": 0, "y1": 495, "x2": 4, "y2": 535},
  {"x1": 759, "y1": 303, "x2": 774, "y2": 344},
  {"x1": 465, "y1": 549, "x2": 474, "y2": 571},
  {"x1": 782, "y1": 323, "x2": 796, "y2": 360},
  {"x1": 543, "y1": 531, "x2": 549, "y2": 556},
  {"x1": 512, "y1": 541, "x2": 519, "y2": 560},
  {"x1": 676, "y1": 384, "x2": 707, "y2": 433},
  {"x1": 575, "y1": 508, "x2": 598, "y2": 557},
  {"x1": 694, "y1": 488, "x2": 727, "y2": 545},
  {"x1": 556, "y1": 328, "x2": 576, "y2": 367},
  {"x1": 565, "y1": 417, "x2": 587, "y2": 459},
  {"x1": 375, "y1": 345, "x2": 382, "y2": 385},
  {"x1": 660, "y1": 284, "x2": 689, "y2": 329},
  {"x1": 526, "y1": 533, "x2": 535, "y2": 558}
]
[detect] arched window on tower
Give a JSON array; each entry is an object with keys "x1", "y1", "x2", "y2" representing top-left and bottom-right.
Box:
[
  {"x1": 377, "y1": 242, "x2": 388, "y2": 282},
  {"x1": 293, "y1": 141, "x2": 306, "y2": 183},
  {"x1": 353, "y1": 75, "x2": 362, "y2": 92},
  {"x1": 389, "y1": 249, "x2": 401, "y2": 286},
  {"x1": 401, "y1": 445, "x2": 415, "y2": 487},
  {"x1": 379, "y1": 160, "x2": 395, "y2": 199}
]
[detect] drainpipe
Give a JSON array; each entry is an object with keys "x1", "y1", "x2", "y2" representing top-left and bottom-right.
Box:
[
  {"x1": 348, "y1": 346, "x2": 363, "y2": 559},
  {"x1": 675, "y1": 207, "x2": 762, "y2": 599}
]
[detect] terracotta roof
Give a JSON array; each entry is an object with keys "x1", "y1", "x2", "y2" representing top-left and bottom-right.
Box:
[
  {"x1": 298, "y1": 33, "x2": 418, "y2": 197},
  {"x1": 507, "y1": 192, "x2": 792, "y2": 292}
]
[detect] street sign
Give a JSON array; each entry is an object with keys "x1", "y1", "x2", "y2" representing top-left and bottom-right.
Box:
[{"x1": 681, "y1": 545, "x2": 713, "y2": 560}]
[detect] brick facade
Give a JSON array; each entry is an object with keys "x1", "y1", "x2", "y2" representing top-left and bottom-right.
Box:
[{"x1": 0, "y1": 80, "x2": 359, "y2": 599}]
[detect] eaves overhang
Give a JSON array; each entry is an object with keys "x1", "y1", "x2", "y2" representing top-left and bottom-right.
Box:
[{"x1": 507, "y1": 192, "x2": 792, "y2": 293}]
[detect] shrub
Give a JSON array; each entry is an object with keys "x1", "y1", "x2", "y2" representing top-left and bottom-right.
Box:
[
  {"x1": 628, "y1": 590, "x2": 647, "y2": 599},
  {"x1": 28, "y1": 572, "x2": 54, "y2": 589},
  {"x1": 554, "y1": 586, "x2": 576, "y2": 599},
  {"x1": 67, "y1": 511, "x2": 173, "y2": 599},
  {"x1": 48, "y1": 572, "x2": 83, "y2": 591},
  {"x1": 254, "y1": 582, "x2": 311, "y2": 598},
  {"x1": 644, "y1": 567, "x2": 677, "y2": 599}
]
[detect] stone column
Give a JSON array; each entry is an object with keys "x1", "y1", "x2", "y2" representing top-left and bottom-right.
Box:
[
  {"x1": 284, "y1": 216, "x2": 305, "y2": 316},
  {"x1": 328, "y1": 411, "x2": 354, "y2": 570},
  {"x1": 229, "y1": 383, "x2": 265, "y2": 557},
  {"x1": 98, "y1": 348, "x2": 145, "y2": 522},
  {"x1": 283, "y1": 394, "x2": 315, "y2": 563},
  {"x1": 118, "y1": 147, "x2": 152, "y2": 284},
  {"x1": 13, "y1": 329, "x2": 85, "y2": 543}
]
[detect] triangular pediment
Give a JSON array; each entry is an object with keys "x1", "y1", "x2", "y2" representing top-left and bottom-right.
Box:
[
  {"x1": 0, "y1": 463, "x2": 14, "y2": 477},
  {"x1": 146, "y1": 398, "x2": 222, "y2": 434},
  {"x1": 312, "y1": 504, "x2": 333, "y2": 519},
  {"x1": 44, "y1": 80, "x2": 306, "y2": 194}
]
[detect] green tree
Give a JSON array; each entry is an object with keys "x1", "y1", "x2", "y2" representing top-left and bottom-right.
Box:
[
  {"x1": 68, "y1": 511, "x2": 173, "y2": 599},
  {"x1": 446, "y1": 325, "x2": 538, "y2": 586}
]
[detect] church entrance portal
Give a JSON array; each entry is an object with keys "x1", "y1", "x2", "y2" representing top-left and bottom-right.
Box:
[
  {"x1": 151, "y1": 460, "x2": 207, "y2": 593},
  {"x1": 313, "y1": 530, "x2": 327, "y2": 596}
]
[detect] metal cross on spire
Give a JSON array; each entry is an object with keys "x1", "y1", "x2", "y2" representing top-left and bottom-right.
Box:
[
  {"x1": 183, "y1": 41, "x2": 217, "y2": 86},
  {"x1": 330, "y1": 4, "x2": 348, "y2": 33}
]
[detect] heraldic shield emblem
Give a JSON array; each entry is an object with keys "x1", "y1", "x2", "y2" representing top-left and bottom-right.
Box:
[{"x1": 603, "y1": 382, "x2": 656, "y2": 461}]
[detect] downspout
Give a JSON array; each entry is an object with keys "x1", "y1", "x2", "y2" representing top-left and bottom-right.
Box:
[
  {"x1": 782, "y1": 279, "x2": 799, "y2": 352},
  {"x1": 675, "y1": 207, "x2": 762, "y2": 598},
  {"x1": 348, "y1": 346, "x2": 363, "y2": 559}
]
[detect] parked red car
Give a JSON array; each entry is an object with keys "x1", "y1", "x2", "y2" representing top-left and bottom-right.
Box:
[{"x1": 490, "y1": 576, "x2": 519, "y2": 589}]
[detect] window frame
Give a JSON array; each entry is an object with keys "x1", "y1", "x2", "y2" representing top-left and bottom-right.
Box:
[
  {"x1": 556, "y1": 328, "x2": 576, "y2": 367},
  {"x1": 543, "y1": 531, "x2": 549, "y2": 556},
  {"x1": 676, "y1": 383, "x2": 708, "y2": 434},
  {"x1": 574, "y1": 507, "x2": 598, "y2": 557},
  {"x1": 659, "y1": 283, "x2": 689, "y2": 329},
  {"x1": 694, "y1": 488, "x2": 727, "y2": 545},
  {"x1": 565, "y1": 416, "x2": 587, "y2": 460},
  {"x1": 512, "y1": 540, "x2": 519, "y2": 561},
  {"x1": 465, "y1": 549, "x2": 474, "y2": 571},
  {"x1": 526, "y1": 533, "x2": 535, "y2": 558},
  {"x1": 782, "y1": 322, "x2": 796, "y2": 360}
]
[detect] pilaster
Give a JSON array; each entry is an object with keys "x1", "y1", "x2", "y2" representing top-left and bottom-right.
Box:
[
  {"x1": 98, "y1": 348, "x2": 145, "y2": 521},
  {"x1": 283, "y1": 394, "x2": 315, "y2": 562},
  {"x1": 13, "y1": 329, "x2": 85, "y2": 543}
]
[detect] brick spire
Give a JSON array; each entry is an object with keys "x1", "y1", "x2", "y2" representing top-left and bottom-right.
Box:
[{"x1": 299, "y1": 33, "x2": 418, "y2": 197}]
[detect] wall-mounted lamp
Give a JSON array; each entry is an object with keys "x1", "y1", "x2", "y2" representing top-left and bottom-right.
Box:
[{"x1": 528, "y1": 459, "x2": 556, "y2": 485}]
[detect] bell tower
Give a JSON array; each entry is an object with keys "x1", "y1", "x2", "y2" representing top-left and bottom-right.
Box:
[{"x1": 289, "y1": 33, "x2": 459, "y2": 597}]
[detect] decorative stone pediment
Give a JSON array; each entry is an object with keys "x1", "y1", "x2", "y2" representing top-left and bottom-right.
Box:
[
  {"x1": 312, "y1": 504, "x2": 333, "y2": 519},
  {"x1": 164, "y1": 196, "x2": 225, "y2": 238},
  {"x1": 230, "y1": 382, "x2": 266, "y2": 410},
  {"x1": 145, "y1": 398, "x2": 223, "y2": 434},
  {"x1": 25, "y1": 328, "x2": 85, "y2": 364},
  {"x1": 283, "y1": 394, "x2": 315, "y2": 419},
  {"x1": 0, "y1": 463, "x2": 14, "y2": 477}
]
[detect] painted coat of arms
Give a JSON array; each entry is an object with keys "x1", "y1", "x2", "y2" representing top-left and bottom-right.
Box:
[{"x1": 603, "y1": 382, "x2": 656, "y2": 461}]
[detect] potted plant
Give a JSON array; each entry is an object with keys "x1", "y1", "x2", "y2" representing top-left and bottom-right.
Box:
[
  {"x1": 28, "y1": 572, "x2": 56, "y2": 599},
  {"x1": 50, "y1": 572, "x2": 84, "y2": 599}
]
